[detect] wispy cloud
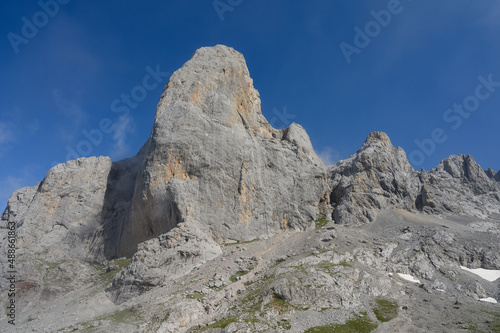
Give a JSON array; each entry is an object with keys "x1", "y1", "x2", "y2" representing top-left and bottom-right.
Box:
[
  {"x1": 110, "y1": 114, "x2": 134, "y2": 160},
  {"x1": 0, "y1": 165, "x2": 41, "y2": 210},
  {"x1": 53, "y1": 89, "x2": 88, "y2": 126},
  {"x1": 317, "y1": 146, "x2": 341, "y2": 166},
  {"x1": 478, "y1": 2, "x2": 500, "y2": 24},
  {"x1": 0, "y1": 122, "x2": 14, "y2": 145},
  {"x1": 0, "y1": 176, "x2": 29, "y2": 210},
  {"x1": 0, "y1": 122, "x2": 15, "y2": 158},
  {"x1": 53, "y1": 89, "x2": 88, "y2": 142},
  {"x1": 27, "y1": 119, "x2": 40, "y2": 135}
]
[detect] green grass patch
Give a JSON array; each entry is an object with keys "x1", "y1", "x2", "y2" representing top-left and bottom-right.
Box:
[
  {"x1": 105, "y1": 308, "x2": 138, "y2": 324},
  {"x1": 230, "y1": 271, "x2": 248, "y2": 283},
  {"x1": 161, "y1": 310, "x2": 170, "y2": 323},
  {"x1": 230, "y1": 264, "x2": 255, "y2": 283},
  {"x1": 292, "y1": 264, "x2": 307, "y2": 274},
  {"x1": 114, "y1": 258, "x2": 132, "y2": 269},
  {"x1": 480, "y1": 311, "x2": 500, "y2": 332},
  {"x1": 267, "y1": 294, "x2": 308, "y2": 314},
  {"x1": 269, "y1": 297, "x2": 293, "y2": 314},
  {"x1": 223, "y1": 238, "x2": 260, "y2": 246},
  {"x1": 305, "y1": 312, "x2": 378, "y2": 333},
  {"x1": 191, "y1": 316, "x2": 239, "y2": 332},
  {"x1": 372, "y1": 297, "x2": 398, "y2": 322},
  {"x1": 95, "y1": 258, "x2": 132, "y2": 284},
  {"x1": 310, "y1": 216, "x2": 329, "y2": 229},
  {"x1": 243, "y1": 318, "x2": 260, "y2": 324},
  {"x1": 314, "y1": 260, "x2": 352, "y2": 276},
  {"x1": 186, "y1": 291, "x2": 205, "y2": 302},
  {"x1": 339, "y1": 261, "x2": 352, "y2": 267},
  {"x1": 278, "y1": 319, "x2": 292, "y2": 330},
  {"x1": 237, "y1": 273, "x2": 277, "y2": 314},
  {"x1": 46, "y1": 261, "x2": 62, "y2": 270},
  {"x1": 59, "y1": 307, "x2": 141, "y2": 332},
  {"x1": 207, "y1": 316, "x2": 238, "y2": 329}
]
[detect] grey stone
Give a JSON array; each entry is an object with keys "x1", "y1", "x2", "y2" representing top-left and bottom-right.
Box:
[
  {"x1": 417, "y1": 155, "x2": 500, "y2": 218},
  {"x1": 328, "y1": 132, "x2": 420, "y2": 225},
  {"x1": 327, "y1": 133, "x2": 500, "y2": 225},
  {"x1": 108, "y1": 218, "x2": 221, "y2": 303},
  {"x1": 120, "y1": 45, "x2": 330, "y2": 257}
]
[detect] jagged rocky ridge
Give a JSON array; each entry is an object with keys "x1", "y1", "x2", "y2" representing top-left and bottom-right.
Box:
[{"x1": 1, "y1": 45, "x2": 500, "y2": 332}]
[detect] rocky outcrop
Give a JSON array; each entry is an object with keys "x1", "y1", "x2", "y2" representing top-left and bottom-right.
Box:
[
  {"x1": 485, "y1": 168, "x2": 496, "y2": 179},
  {"x1": 0, "y1": 156, "x2": 124, "y2": 305},
  {"x1": 485, "y1": 168, "x2": 500, "y2": 182},
  {"x1": 417, "y1": 155, "x2": 500, "y2": 218},
  {"x1": 0, "y1": 157, "x2": 112, "y2": 263},
  {"x1": 118, "y1": 45, "x2": 329, "y2": 258},
  {"x1": 328, "y1": 134, "x2": 500, "y2": 224},
  {"x1": 1, "y1": 45, "x2": 331, "y2": 302},
  {"x1": 109, "y1": 218, "x2": 222, "y2": 303},
  {"x1": 328, "y1": 132, "x2": 420, "y2": 225}
]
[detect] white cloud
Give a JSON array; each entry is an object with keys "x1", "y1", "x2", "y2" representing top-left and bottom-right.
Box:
[
  {"x1": 0, "y1": 122, "x2": 14, "y2": 144},
  {"x1": 0, "y1": 122, "x2": 15, "y2": 158},
  {"x1": 110, "y1": 114, "x2": 134, "y2": 160},
  {"x1": 317, "y1": 146, "x2": 341, "y2": 166},
  {"x1": 53, "y1": 89, "x2": 88, "y2": 126},
  {"x1": 0, "y1": 176, "x2": 28, "y2": 209}
]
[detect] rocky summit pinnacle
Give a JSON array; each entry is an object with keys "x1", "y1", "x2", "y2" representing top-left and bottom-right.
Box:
[
  {"x1": 363, "y1": 131, "x2": 392, "y2": 146},
  {"x1": 120, "y1": 44, "x2": 328, "y2": 260},
  {"x1": 1, "y1": 45, "x2": 500, "y2": 333}
]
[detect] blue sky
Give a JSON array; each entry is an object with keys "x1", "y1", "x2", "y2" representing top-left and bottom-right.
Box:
[{"x1": 1, "y1": 0, "x2": 499, "y2": 209}]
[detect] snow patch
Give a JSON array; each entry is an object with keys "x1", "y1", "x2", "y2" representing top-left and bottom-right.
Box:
[
  {"x1": 479, "y1": 297, "x2": 498, "y2": 304},
  {"x1": 397, "y1": 273, "x2": 420, "y2": 284},
  {"x1": 460, "y1": 266, "x2": 500, "y2": 282}
]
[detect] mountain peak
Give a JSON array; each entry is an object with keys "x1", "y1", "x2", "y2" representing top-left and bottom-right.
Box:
[
  {"x1": 2, "y1": 46, "x2": 500, "y2": 333},
  {"x1": 119, "y1": 45, "x2": 327, "y2": 258},
  {"x1": 363, "y1": 131, "x2": 392, "y2": 147},
  {"x1": 152, "y1": 45, "x2": 271, "y2": 143}
]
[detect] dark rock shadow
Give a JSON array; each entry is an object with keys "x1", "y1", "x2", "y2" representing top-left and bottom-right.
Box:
[{"x1": 99, "y1": 144, "x2": 147, "y2": 260}]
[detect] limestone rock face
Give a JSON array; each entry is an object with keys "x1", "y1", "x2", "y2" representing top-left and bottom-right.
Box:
[
  {"x1": 328, "y1": 132, "x2": 420, "y2": 225},
  {"x1": 327, "y1": 134, "x2": 500, "y2": 224},
  {"x1": 0, "y1": 45, "x2": 330, "y2": 304},
  {"x1": 109, "y1": 218, "x2": 222, "y2": 303},
  {"x1": 485, "y1": 168, "x2": 496, "y2": 179},
  {"x1": 0, "y1": 157, "x2": 114, "y2": 297},
  {"x1": 1, "y1": 46, "x2": 500, "y2": 318},
  {"x1": 0, "y1": 157, "x2": 112, "y2": 261},
  {"x1": 119, "y1": 45, "x2": 328, "y2": 257},
  {"x1": 417, "y1": 155, "x2": 500, "y2": 218},
  {"x1": 497, "y1": 171, "x2": 500, "y2": 182}
]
